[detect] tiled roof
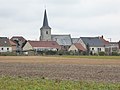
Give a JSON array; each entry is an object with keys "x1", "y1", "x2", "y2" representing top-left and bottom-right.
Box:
[
  {"x1": 9, "y1": 40, "x2": 17, "y2": 46},
  {"x1": 51, "y1": 35, "x2": 72, "y2": 46},
  {"x1": 28, "y1": 41, "x2": 60, "y2": 49},
  {"x1": 100, "y1": 37, "x2": 109, "y2": 45},
  {"x1": 80, "y1": 37, "x2": 105, "y2": 47},
  {"x1": 11, "y1": 36, "x2": 26, "y2": 43},
  {"x1": 0, "y1": 37, "x2": 11, "y2": 47},
  {"x1": 74, "y1": 43, "x2": 86, "y2": 51}
]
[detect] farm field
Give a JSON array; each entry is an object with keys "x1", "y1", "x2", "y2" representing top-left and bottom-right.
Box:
[{"x1": 0, "y1": 56, "x2": 120, "y2": 90}]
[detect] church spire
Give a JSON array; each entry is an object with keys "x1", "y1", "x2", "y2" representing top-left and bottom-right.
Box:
[{"x1": 41, "y1": 9, "x2": 51, "y2": 29}]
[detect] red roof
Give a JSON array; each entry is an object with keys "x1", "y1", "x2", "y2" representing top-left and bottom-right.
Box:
[
  {"x1": 100, "y1": 37, "x2": 109, "y2": 45},
  {"x1": 74, "y1": 43, "x2": 86, "y2": 51},
  {"x1": 28, "y1": 41, "x2": 61, "y2": 49},
  {"x1": 9, "y1": 40, "x2": 17, "y2": 46}
]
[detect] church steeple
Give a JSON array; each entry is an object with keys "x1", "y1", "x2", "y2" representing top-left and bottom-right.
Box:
[
  {"x1": 40, "y1": 9, "x2": 51, "y2": 41},
  {"x1": 41, "y1": 9, "x2": 51, "y2": 29}
]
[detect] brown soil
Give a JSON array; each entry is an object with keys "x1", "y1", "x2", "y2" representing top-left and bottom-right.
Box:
[{"x1": 0, "y1": 56, "x2": 120, "y2": 83}]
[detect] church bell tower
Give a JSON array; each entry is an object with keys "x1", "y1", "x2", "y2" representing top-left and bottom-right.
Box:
[{"x1": 40, "y1": 9, "x2": 51, "y2": 41}]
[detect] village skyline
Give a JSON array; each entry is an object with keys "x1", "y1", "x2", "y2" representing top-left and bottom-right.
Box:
[{"x1": 0, "y1": 0, "x2": 120, "y2": 42}]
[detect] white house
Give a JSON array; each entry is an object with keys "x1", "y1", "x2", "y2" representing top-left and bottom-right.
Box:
[
  {"x1": 0, "y1": 37, "x2": 12, "y2": 52},
  {"x1": 80, "y1": 37, "x2": 109, "y2": 54}
]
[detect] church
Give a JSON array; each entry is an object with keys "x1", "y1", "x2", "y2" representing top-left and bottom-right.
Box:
[
  {"x1": 23, "y1": 9, "x2": 119, "y2": 55},
  {"x1": 23, "y1": 9, "x2": 73, "y2": 53},
  {"x1": 39, "y1": 9, "x2": 72, "y2": 51}
]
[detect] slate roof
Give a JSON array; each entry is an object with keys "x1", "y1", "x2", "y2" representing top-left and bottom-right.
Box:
[
  {"x1": 28, "y1": 41, "x2": 60, "y2": 49},
  {"x1": 74, "y1": 43, "x2": 86, "y2": 51},
  {"x1": 40, "y1": 9, "x2": 51, "y2": 29},
  {"x1": 51, "y1": 35, "x2": 72, "y2": 46},
  {"x1": 71, "y1": 38, "x2": 79, "y2": 44},
  {"x1": 0, "y1": 37, "x2": 11, "y2": 47},
  {"x1": 80, "y1": 37, "x2": 105, "y2": 47}
]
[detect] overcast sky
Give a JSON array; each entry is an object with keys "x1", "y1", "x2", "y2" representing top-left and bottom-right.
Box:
[{"x1": 0, "y1": 0, "x2": 120, "y2": 41}]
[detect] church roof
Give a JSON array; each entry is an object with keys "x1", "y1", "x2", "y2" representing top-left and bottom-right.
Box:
[
  {"x1": 51, "y1": 35, "x2": 72, "y2": 46},
  {"x1": 40, "y1": 9, "x2": 51, "y2": 29}
]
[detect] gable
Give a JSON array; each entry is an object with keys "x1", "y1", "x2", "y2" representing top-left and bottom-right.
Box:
[{"x1": 23, "y1": 42, "x2": 33, "y2": 51}]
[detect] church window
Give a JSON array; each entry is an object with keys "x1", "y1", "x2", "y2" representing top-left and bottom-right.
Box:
[{"x1": 46, "y1": 31, "x2": 48, "y2": 34}]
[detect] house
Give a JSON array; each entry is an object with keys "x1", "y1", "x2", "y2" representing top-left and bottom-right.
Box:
[
  {"x1": 23, "y1": 41, "x2": 61, "y2": 54},
  {"x1": 9, "y1": 40, "x2": 17, "y2": 51},
  {"x1": 68, "y1": 43, "x2": 86, "y2": 53},
  {"x1": 10, "y1": 36, "x2": 27, "y2": 52},
  {"x1": 0, "y1": 37, "x2": 12, "y2": 52},
  {"x1": 119, "y1": 41, "x2": 120, "y2": 53},
  {"x1": 105, "y1": 42, "x2": 120, "y2": 55},
  {"x1": 80, "y1": 37, "x2": 107, "y2": 54},
  {"x1": 39, "y1": 9, "x2": 72, "y2": 50}
]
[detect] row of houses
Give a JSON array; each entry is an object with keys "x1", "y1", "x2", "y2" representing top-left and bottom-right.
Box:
[
  {"x1": 0, "y1": 9, "x2": 120, "y2": 55},
  {"x1": 0, "y1": 36, "x2": 120, "y2": 55}
]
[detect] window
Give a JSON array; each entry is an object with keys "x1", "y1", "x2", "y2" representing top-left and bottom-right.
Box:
[
  {"x1": 98, "y1": 48, "x2": 101, "y2": 52},
  {"x1": 7, "y1": 48, "x2": 9, "y2": 51},
  {"x1": 1, "y1": 48, "x2": 3, "y2": 50},
  {"x1": 46, "y1": 31, "x2": 48, "y2": 34}
]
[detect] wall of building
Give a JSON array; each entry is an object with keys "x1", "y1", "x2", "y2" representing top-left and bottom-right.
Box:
[
  {"x1": 90, "y1": 47, "x2": 105, "y2": 54},
  {"x1": 33, "y1": 47, "x2": 58, "y2": 51},
  {"x1": 0, "y1": 47, "x2": 12, "y2": 52},
  {"x1": 40, "y1": 29, "x2": 51, "y2": 41},
  {"x1": 68, "y1": 45, "x2": 78, "y2": 51},
  {"x1": 23, "y1": 42, "x2": 33, "y2": 51}
]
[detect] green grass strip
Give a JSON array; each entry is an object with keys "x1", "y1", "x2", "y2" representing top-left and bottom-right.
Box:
[{"x1": 0, "y1": 76, "x2": 120, "y2": 90}]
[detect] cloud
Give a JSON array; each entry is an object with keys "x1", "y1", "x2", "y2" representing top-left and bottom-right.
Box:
[{"x1": 0, "y1": 0, "x2": 120, "y2": 41}]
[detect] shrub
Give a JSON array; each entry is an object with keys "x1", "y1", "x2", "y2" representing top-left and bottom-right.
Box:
[
  {"x1": 112, "y1": 52, "x2": 119, "y2": 56},
  {"x1": 98, "y1": 52, "x2": 105, "y2": 56},
  {"x1": 45, "y1": 51, "x2": 57, "y2": 55}
]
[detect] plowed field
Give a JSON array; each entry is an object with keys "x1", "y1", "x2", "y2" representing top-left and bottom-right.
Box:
[{"x1": 0, "y1": 56, "x2": 120, "y2": 83}]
